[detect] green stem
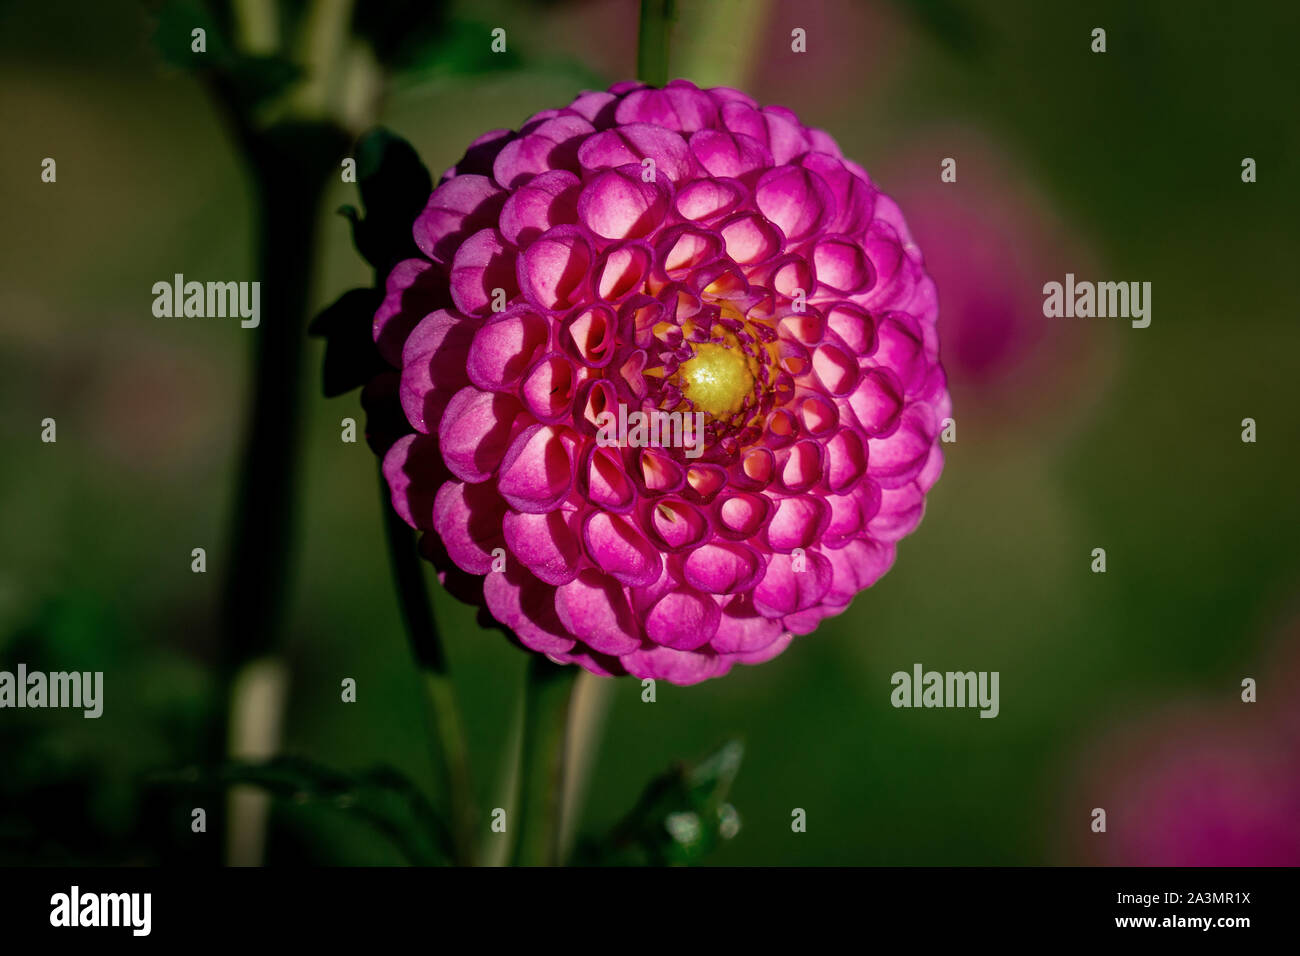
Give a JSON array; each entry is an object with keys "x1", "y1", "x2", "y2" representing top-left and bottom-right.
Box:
[
  {"x1": 205, "y1": 0, "x2": 370, "y2": 867},
  {"x1": 218, "y1": 130, "x2": 338, "y2": 670},
  {"x1": 205, "y1": 93, "x2": 348, "y2": 864},
  {"x1": 558, "y1": 671, "x2": 613, "y2": 860},
  {"x1": 673, "y1": 0, "x2": 773, "y2": 88},
  {"x1": 511, "y1": 657, "x2": 579, "y2": 866},
  {"x1": 637, "y1": 0, "x2": 677, "y2": 86},
  {"x1": 232, "y1": 0, "x2": 279, "y2": 53},
  {"x1": 379, "y1": 475, "x2": 477, "y2": 865}
]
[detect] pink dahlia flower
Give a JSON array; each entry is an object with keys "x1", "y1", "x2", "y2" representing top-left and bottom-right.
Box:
[{"x1": 373, "y1": 80, "x2": 949, "y2": 684}]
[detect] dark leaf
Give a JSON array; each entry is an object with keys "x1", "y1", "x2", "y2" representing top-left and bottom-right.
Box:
[
  {"x1": 219, "y1": 53, "x2": 302, "y2": 110},
  {"x1": 352, "y1": 128, "x2": 433, "y2": 274},
  {"x1": 574, "y1": 740, "x2": 744, "y2": 866},
  {"x1": 309, "y1": 288, "x2": 387, "y2": 397},
  {"x1": 351, "y1": 0, "x2": 453, "y2": 70},
  {"x1": 154, "y1": 755, "x2": 452, "y2": 865},
  {"x1": 311, "y1": 129, "x2": 431, "y2": 397}
]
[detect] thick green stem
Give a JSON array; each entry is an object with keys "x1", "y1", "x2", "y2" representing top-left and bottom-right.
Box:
[
  {"x1": 206, "y1": 0, "x2": 362, "y2": 866},
  {"x1": 511, "y1": 658, "x2": 579, "y2": 866},
  {"x1": 379, "y1": 476, "x2": 477, "y2": 865},
  {"x1": 637, "y1": 0, "x2": 677, "y2": 86},
  {"x1": 219, "y1": 136, "x2": 334, "y2": 671},
  {"x1": 207, "y1": 109, "x2": 347, "y2": 865}
]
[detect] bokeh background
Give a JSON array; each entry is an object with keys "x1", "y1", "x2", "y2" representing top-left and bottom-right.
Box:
[{"x1": 2, "y1": 0, "x2": 1298, "y2": 865}]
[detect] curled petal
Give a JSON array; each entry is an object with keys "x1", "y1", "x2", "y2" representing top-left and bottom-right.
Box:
[
  {"x1": 521, "y1": 351, "x2": 578, "y2": 423},
  {"x1": 578, "y1": 123, "x2": 694, "y2": 182},
  {"x1": 578, "y1": 165, "x2": 671, "y2": 240},
  {"x1": 593, "y1": 242, "x2": 654, "y2": 302},
  {"x1": 450, "y1": 228, "x2": 519, "y2": 316},
  {"x1": 764, "y1": 495, "x2": 829, "y2": 552},
  {"x1": 563, "y1": 303, "x2": 620, "y2": 368},
  {"x1": 824, "y1": 302, "x2": 876, "y2": 355},
  {"x1": 812, "y1": 235, "x2": 875, "y2": 295},
  {"x1": 711, "y1": 595, "x2": 784, "y2": 653},
  {"x1": 499, "y1": 170, "x2": 581, "y2": 246},
  {"x1": 689, "y1": 128, "x2": 773, "y2": 181},
  {"x1": 383, "y1": 434, "x2": 443, "y2": 530},
  {"x1": 867, "y1": 403, "x2": 937, "y2": 489},
  {"x1": 824, "y1": 538, "x2": 896, "y2": 605},
  {"x1": 719, "y1": 102, "x2": 811, "y2": 164},
  {"x1": 822, "y1": 427, "x2": 869, "y2": 493},
  {"x1": 643, "y1": 496, "x2": 710, "y2": 552},
  {"x1": 714, "y1": 492, "x2": 771, "y2": 540},
  {"x1": 438, "y1": 387, "x2": 523, "y2": 483},
  {"x1": 497, "y1": 423, "x2": 579, "y2": 513},
  {"x1": 400, "y1": 311, "x2": 482, "y2": 434},
  {"x1": 755, "y1": 165, "x2": 834, "y2": 241},
  {"x1": 674, "y1": 177, "x2": 746, "y2": 222},
  {"x1": 621, "y1": 645, "x2": 732, "y2": 685},
  {"x1": 492, "y1": 115, "x2": 594, "y2": 188},
  {"x1": 847, "y1": 367, "x2": 905, "y2": 437},
  {"x1": 582, "y1": 511, "x2": 663, "y2": 587},
  {"x1": 683, "y1": 542, "x2": 763, "y2": 594},
  {"x1": 374, "y1": 259, "x2": 452, "y2": 366},
  {"x1": 615, "y1": 83, "x2": 719, "y2": 133},
  {"x1": 753, "y1": 550, "x2": 832, "y2": 618},
  {"x1": 503, "y1": 508, "x2": 583, "y2": 585},
  {"x1": 517, "y1": 226, "x2": 592, "y2": 311},
  {"x1": 580, "y1": 443, "x2": 637, "y2": 512},
  {"x1": 434, "y1": 480, "x2": 507, "y2": 575},
  {"x1": 645, "y1": 586, "x2": 721, "y2": 650},
  {"x1": 719, "y1": 212, "x2": 784, "y2": 266},
  {"x1": 484, "y1": 563, "x2": 577, "y2": 656},
  {"x1": 554, "y1": 570, "x2": 642, "y2": 656},
  {"x1": 415, "y1": 175, "x2": 507, "y2": 266},
  {"x1": 466, "y1": 307, "x2": 549, "y2": 391}
]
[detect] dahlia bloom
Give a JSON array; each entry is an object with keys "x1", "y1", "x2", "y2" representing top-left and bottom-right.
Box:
[{"x1": 372, "y1": 80, "x2": 949, "y2": 684}]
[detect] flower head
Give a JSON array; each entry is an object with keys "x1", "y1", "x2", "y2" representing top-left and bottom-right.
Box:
[{"x1": 373, "y1": 80, "x2": 949, "y2": 684}]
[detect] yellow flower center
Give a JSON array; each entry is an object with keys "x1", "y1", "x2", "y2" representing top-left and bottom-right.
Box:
[{"x1": 680, "y1": 343, "x2": 755, "y2": 419}]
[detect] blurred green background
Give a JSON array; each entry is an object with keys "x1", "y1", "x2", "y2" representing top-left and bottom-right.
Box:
[{"x1": 1, "y1": 0, "x2": 1298, "y2": 865}]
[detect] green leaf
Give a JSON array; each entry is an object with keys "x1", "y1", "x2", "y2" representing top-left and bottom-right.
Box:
[
  {"x1": 351, "y1": 0, "x2": 453, "y2": 70},
  {"x1": 151, "y1": 1, "x2": 301, "y2": 109},
  {"x1": 574, "y1": 740, "x2": 745, "y2": 866},
  {"x1": 220, "y1": 53, "x2": 303, "y2": 110},
  {"x1": 152, "y1": 0, "x2": 228, "y2": 67},
  {"x1": 155, "y1": 755, "x2": 452, "y2": 865}
]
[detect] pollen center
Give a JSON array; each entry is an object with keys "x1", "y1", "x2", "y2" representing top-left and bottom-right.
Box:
[{"x1": 680, "y1": 343, "x2": 754, "y2": 419}]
